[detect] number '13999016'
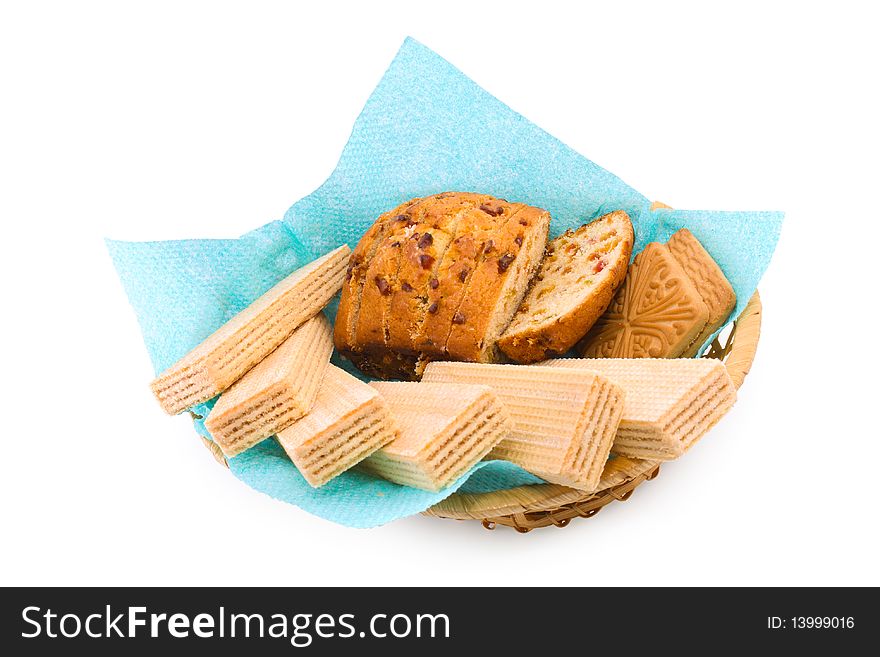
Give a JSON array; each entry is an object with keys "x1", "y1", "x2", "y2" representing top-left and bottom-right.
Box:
[{"x1": 767, "y1": 617, "x2": 854, "y2": 629}]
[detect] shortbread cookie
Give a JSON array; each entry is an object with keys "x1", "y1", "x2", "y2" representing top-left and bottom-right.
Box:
[
  {"x1": 666, "y1": 229, "x2": 736, "y2": 356},
  {"x1": 275, "y1": 365, "x2": 399, "y2": 488},
  {"x1": 151, "y1": 245, "x2": 350, "y2": 414},
  {"x1": 362, "y1": 382, "x2": 511, "y2": 491},
  {"x1": 498, "y1": 211, "x2": 633, "y2": 362},
  {"x1": 579, "y1": 243, "x2": 709, "y2": 358},
  {"x1": 545, "y1": 357, "x2": 736, "y2": 460},
  {"x1": 205, "y1": 314, "x2": 334, "y2": 457},
  {"x1": 422, "y1": 362, "x2": 624, "y2": 491}
]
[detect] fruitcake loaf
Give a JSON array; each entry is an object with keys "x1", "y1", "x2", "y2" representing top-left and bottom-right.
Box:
[
  {"x1": 497, "y1": 211, "x2": 633, "y2": 362},
  {"x1": 335, "y1": 192, "x2": 550, "y2": 379}
]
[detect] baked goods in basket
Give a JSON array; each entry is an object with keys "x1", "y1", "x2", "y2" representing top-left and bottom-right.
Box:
[
  {"x1": 498, "y1": 210, "x2": 633, "y2": 362},
  {"x1": 335, "y1": 193, "x2": 550, "y2": 379},
  {"x1": 141, "y1": 185, "x2": 749, "y2": 530}
]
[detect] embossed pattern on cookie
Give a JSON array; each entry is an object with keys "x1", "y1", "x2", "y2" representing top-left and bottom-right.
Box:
[
  {"x1": 666, "y1": 229, "x2": 736, "y2": 357},
  {"x1": 579, "y1": 243, "x2": 709, "y2": 358}
]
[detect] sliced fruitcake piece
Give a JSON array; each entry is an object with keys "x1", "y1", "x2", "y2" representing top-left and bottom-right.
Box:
[
  {"x1": 352, "y1": 232, "x2": 405, "y2": 349},
  {"x1": 498, "y1": 210, "x2": 633, "y2": 363},
  {"x1": 387, "y1": 193, "x2": 491, "y2": 354},
  {"x1": 445, "y1": 203, "x2": 550, "y2": 362},
  {"x1": 413, "y1": 199, "x2": 508, "y2": 357},
  {"x1": 334, "y1": 197, "x2": 422, "y2": 356},
  {"x1": 353, "y1": 201, "x2": 435, "y2": 351}
]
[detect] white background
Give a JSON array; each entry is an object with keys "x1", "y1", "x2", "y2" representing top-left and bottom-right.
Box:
[{"x1": 2, "y1": 1, "x2": 878, "y2": 587}]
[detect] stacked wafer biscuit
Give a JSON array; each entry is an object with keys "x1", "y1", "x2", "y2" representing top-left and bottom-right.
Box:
[
  {"x1": 545, "y1": 357, "x2": 736, "y2": 460},
  {"x1": 276, "y1": 366, "x2": 401, "y2": 488},
  {"x1": 361, "y1": 382, "x2": 511, "y2": 491},
  {"x1": 422, "y1": 362, "x2": 625, "y2": 491},
  {"x1": 148, "y1": 244, "x2": 414, "y2": 489},
  {"x1": 151, "y1": 245, "x2": 350, "y2": 414},
  {"x1": 205, "y1": 314, "x2": 334, "y2": 457}
]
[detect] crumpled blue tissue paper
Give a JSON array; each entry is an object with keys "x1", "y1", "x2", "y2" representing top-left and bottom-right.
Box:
[{"x1": 107, "y1": 37, "x2": 783, "y2": 528}]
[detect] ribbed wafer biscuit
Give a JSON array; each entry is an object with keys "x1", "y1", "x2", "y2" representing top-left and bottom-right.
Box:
[
  {"x1": 579, "y1": 242, "x2": 709, "y2": 359},
  {"x1": 362, "y1": 382, "x2": 511, "y2": 491},
  {"x1": 544, "y1": 357, "x2": 736, "y2": 460},
  {"x1": 275, "y1": 365, "x2": 399, "y2": 488},
  {"x1": 150, "y1": 245, "x2": 349, "y2": 415},
  {"x1": 666, "y1": 229, "x2": 736, "y2": 357},
  {"x1": 204, "y1": 314, "x2": 334, "y2": 457},
  {"x1": 422, "y1": 362, "x2": 624, "y2": 491}
]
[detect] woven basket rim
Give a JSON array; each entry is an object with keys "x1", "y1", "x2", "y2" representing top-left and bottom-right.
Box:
[{"x1": 423, "y1": 455, "x2": 660, "y2": 521}]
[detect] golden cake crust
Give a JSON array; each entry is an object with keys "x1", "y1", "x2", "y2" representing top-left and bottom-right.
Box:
[{"x1": 335, "y1": 193, "x2": 550, "y2": 378}]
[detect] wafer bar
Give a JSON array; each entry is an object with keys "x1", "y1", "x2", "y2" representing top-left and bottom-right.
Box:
[
  {"x1": 362, "y1": 382, "x2": 511, "y2": 491},
  {"x1": 204, "y1": 314, "x2": 334, "y2": 457},
  {"x1": 150, "y1": 245, "x2": 349, "y2": 415},
  {"x1": 275, "y1": 365, "x2": 399, "y2": 488},
  {"x1": 421, "y1": 362, "x2": 624, "y2": 491},
  {"x1": 545, "y1": 358, "x2": 736, "y2": 460}
]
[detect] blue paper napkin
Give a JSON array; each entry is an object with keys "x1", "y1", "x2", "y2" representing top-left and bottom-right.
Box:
[{"x1": 108, "y1": 38, "x2": 782, "y2": 527}]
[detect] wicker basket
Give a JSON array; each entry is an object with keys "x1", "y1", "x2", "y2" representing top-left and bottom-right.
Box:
[{"x1": 197, "y1": 205, "x2": 763, "y2": 533}]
